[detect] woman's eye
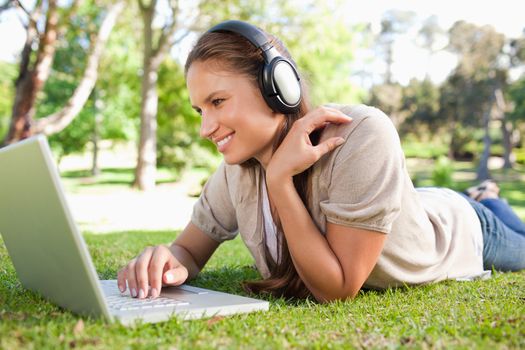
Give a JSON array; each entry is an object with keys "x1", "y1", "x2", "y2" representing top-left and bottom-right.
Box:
[{"x1": 212, "y1": 98, "x2": 224, "y2": 106}]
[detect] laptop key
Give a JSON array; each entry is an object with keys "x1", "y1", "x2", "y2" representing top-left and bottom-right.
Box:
[{"x1": 107, "y1": 296, "x2": 189, "y2": 311}]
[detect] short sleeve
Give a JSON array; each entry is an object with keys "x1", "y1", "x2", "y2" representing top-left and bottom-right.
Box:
[
  {"x1": 191, "y1": 162, "x2": 239, "y2": 242},
  {"x1": 319, "y1": 108, "x2": 404, "y2": 234}
]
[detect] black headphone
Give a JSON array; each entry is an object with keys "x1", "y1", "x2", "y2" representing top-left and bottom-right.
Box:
[{"x1": 207, "y1": 20, "x2": 302, "y2": 114}]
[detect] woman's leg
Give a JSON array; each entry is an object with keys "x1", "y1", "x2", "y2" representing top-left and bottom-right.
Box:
[
  {"x1": 479, "y1": 198, "x2": 525, "y2": 236},
  {"x1": 468, "y1": 199, "x2": 525, "y2": 271}
]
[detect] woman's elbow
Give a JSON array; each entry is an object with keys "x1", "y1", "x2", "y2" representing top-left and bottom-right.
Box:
[{"x1": 314, "y1": 286, "x2": 360, "y2": 303}]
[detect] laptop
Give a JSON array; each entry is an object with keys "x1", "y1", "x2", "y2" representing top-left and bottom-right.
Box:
[{"x1": 0, "y1": 135, "x2": 269, "y2": 325}]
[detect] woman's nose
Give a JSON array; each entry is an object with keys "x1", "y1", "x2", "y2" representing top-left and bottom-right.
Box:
[{"x1": 199, "y1": 112, "x2": 219, "y2": 139}]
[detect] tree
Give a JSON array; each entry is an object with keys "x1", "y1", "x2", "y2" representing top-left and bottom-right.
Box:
[
  {"x1": 367, "y1": 83, "x2": 404, "y2": 128},
  {"x1": 1, "y1": 0, "x2": 124, "y2": 146},
  {"x1": 399, "y1": 78, "x2": 440, "y2": 138},
  {"x1": 417, "y1": 15, "x2": 446, "y2": 80},
  {"x1": 508, "y1": 77, "x2": 525, "y2": 149},
  {"x1": 443, "y1": 21, "x2": 506, "y2": 179},
  {"x1": 133, "y1": 0, "x2": 193, "y2": 190},
  {"x1": 377, "y1": 9, "x2": 415, "y2": 84}
]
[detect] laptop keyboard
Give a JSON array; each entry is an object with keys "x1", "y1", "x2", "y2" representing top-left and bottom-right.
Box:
[{"x1": 106, "y1": 294, "x2": 189, "y2": 311}]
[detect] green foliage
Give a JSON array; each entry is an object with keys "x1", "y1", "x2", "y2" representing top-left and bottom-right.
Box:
[
  {"x1": 367, "y1": 83, "x2": 404, "y2": 123},
  {"x1": 515, "y1": 148, "x2": 525, "y2": 165},
  {"x1": 402, "y1": 139, "x2": 448, "y2": 159},
  {"x1": 282, "y1": 0, "x2": 364, "y2": 105},
  {"x1": 0, "y1": 62, "x2": 17, "y2": 141},
  {"x1": 399, "y1": 78, "x2": 441, "y2": 137},
  {"x1": 156, "y1": 58, "x2": 219, "y2": 172},
  {"x1": 94, "y1": 4, "x2": 142, "y2": 143},
  {"x1": 508, "y1": 77, "x2": 525, "y2": 124},
  {"x1": 431, "y1": 155, "x2": 454, "y2": 187},
  {"x1": 36, "y1": 73, "x2": 95, "y2": 157},
  {"x1": 31, "y1": 3, "x2": 136, "y2": 158}
]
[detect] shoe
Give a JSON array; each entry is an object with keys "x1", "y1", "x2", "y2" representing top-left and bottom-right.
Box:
[{"x1": 465, "y1": 179, "x2": 499, "y2": 201}]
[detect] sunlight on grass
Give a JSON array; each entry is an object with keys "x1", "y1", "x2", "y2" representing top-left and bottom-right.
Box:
[{"x1": 0, "y1": 232, "x2": 523, "y2": 349}]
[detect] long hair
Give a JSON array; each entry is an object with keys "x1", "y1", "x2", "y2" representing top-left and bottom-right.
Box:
[{"x1": 185, "y1": 28, "x2": 317, "y2": 299}]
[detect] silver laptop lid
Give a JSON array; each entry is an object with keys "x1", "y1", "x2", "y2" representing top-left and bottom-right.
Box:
[{"x1": 0, "y1": 135, "x2": 111, "y2": 320}]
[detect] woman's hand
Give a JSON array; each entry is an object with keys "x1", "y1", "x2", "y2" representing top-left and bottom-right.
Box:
[
  {"x1": 266, "y1": 106, "x2": 352, "y2": 181},
  {"x1": 117, "y1": 245, "x2": 189, "y2": 299}
]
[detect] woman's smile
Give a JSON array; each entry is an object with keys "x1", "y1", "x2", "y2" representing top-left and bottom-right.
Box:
[{"x1": 215, "y1": 133, "x2": 234, "y2": 152}]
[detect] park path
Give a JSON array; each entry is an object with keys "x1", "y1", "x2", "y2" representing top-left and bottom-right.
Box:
[
  {"x1": 58, "y1": 143, "x2": 201, "y2": 234},
  {"x1": 65, "y1": 182, "x2": 198, "y2": 234}
]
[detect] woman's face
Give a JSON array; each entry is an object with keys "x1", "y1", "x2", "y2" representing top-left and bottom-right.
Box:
[{"x1": 186, "y1": 60, "x2": 285, "y2": 168}]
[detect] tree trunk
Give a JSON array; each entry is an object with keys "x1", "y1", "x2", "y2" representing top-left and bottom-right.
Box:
[
  {"x1": 134, "y1": 3, "x2": 156, "y2": 190},
  {"x1": 501, "y1": 119, "x2": 514, "y2": 169},
  {"x1": 494, "y1": 88, "x2": 513, "y2": 169},
  {"x1": 476, "y1": 92, "x2": 496, "y2": 181},
  {"x1": 447, "y1": 117, "x2": 456, "y2": 160},
  {"x1": 91, "y1": 91, "x2": 103, "y2": 176},
  {"x1": 3, "y1": 0, "x2": 58, "y2": 145},
  {"x1": 134, "y1": 60, "x2": 159, "y2": 191},
  {"x1": 133, "y1": 0, "x2": 181, "y2": 191},
  {"x1": 385, "y1": 42, "x2": 393, "y2": 84}
]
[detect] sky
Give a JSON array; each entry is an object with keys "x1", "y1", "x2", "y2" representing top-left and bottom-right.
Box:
[
  {"x1": 0, "y1": 0, "x2": 523, "y2": 86},
  {"x1": 339, "y1": 0, "x2": 524, "y2": 85}
]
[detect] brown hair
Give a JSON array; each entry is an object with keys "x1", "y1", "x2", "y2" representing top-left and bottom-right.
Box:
[{"x1": 185, "y1": 29, "x2": 317, "y2": 299}]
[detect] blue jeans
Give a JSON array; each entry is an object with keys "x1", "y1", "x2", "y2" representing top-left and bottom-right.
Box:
[{"x1": 461, "y1": 195, "x2": 525, "y2": 271}]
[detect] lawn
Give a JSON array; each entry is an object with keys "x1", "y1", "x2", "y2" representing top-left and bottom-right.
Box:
[
  {"x1": 0, "y1": 157, "x2": 524, "y2": 349},
  {"x1": 1, "y1": 231, "x2": 524, "y2": 349}
]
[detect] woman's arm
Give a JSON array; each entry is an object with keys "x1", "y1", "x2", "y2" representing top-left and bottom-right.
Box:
[
  {"x1": 266, "y1": 106, "x2": 390, "y2": 301},
  {"x1": 171, "y1": 222, "x2": 221, "y2": 279},
  {"x1": 266, "y1": 176, "x2": 385, "y2": 302}
]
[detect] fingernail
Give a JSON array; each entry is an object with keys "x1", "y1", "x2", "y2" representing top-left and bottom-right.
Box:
[
  {"x1": 336, "y1": 138, "x2": 345, "y2": 145},
  {"x1": 138, "y1": 289, "x2": 145, "y2": 299},
  {"x1": 118, "y1": 284, "x2": 125, "y2": 293},
  {"x1": 130, "y1": 288, "x2": 137, "y2": 298},
  {"x1": 151, "y1": 288, "x2": 159, "y2": 298},
  {"x1": 165, "y1": 272, "x2": 173, "y2": 283}
]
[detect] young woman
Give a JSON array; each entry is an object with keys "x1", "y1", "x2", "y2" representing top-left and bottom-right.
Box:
[{"x1": 117, "y1": 20, "x2": 525, "y2": 302}]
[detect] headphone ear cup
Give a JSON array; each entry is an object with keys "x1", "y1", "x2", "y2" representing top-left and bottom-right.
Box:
[
  {"x1": 259, "y1": 58, "x2": 301, "y2": 114},
  {"x1": 273, "y1": 60, "x2": 301, "y2": 106}
]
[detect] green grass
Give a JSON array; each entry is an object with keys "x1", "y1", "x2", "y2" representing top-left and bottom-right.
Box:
[
  {"x1": 1, "y1": 231, "x2": 524, "y2": 349},
  {"x1": 60, "y1": 167, "x2": 182, "y2": 194}
]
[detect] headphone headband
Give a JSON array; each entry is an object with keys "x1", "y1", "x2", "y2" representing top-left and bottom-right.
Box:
[{"x1": 207, "y1": 20, "x2": 270, "y2": 50}]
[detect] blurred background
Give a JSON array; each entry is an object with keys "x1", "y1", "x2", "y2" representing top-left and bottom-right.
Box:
[{"x1": 0, "y1": 0, "x2": 524, "y2": 232}]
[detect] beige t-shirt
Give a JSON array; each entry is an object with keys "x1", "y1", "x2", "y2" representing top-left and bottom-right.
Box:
[{"x1": 191, "y1": 104, "x2": 484, "y2": 289}]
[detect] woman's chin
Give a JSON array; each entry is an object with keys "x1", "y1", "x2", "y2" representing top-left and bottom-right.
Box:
[
  {"x1": 223, "y1": 155, "x2": 242, "y2": 165},
  {"x1": 223, "y1": 154, "x2": 252, "y2": 166}
]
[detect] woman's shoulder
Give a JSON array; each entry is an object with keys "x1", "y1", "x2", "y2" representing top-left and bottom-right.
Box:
[
  {"x1": 325, "y1": 103, "x2": 389, "y2": 121},
  {"x1": 215, "y1": 161, "x2": 261, "y2": 194},
  {"x1": 320, "y1": 103, "x2": 399, "y2": 145}
]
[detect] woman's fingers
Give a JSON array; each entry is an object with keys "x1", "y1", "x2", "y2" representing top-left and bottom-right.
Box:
[
  {"x1": 300, "y1": 107, "x2": 352, "y2": 134},
  {"x1": 121, "y1": 258, "x2": 139, "y2": 297},
  {"x1": 163, "y1": 265, "x2": 189, "y2": 286},
  {"x1": 117, "y1": 262, "x2": 131, "y2": 293},
  {"x1": 148, "y1": 245, "x2": 185, "y2": 298},
  {"x1": 314, "y1": 137, "x2": 346, "y2": 159},
  {"x1": 117, "y1": 245, "x2": 187, "y2": 299},
  {"x1": 135, "y1": 246, "x2": 155, "y2": 299}
]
